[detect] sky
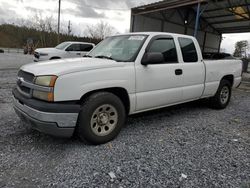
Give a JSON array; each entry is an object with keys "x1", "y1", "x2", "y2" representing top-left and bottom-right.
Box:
[
  {"x1": 0, "y1": 0, "x2": 152, "y2": 34},
  {"x1": 221, "y1": 33, "x2": 250, "y2": 54},
  {"x1": 0, "y1": 0, "x2": 250, "y2": 54}
]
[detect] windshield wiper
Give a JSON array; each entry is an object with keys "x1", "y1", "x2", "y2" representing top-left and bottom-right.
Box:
[{"x1": 94, "y1": 55, "x2": 115, "y2": 61}]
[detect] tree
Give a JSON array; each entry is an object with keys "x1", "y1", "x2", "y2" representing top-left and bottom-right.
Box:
[
  {"x1": 0, "y1": 24, "x2": 100, "y2": 48},
  {"x1": 85, "y1": 21, "x2": 118, "y2": 40},
  {"x1": 233, "y1": 40, "x2": 249, "y2": 58},
  {"x1": 31, "y1": 14, "x2": 57, "y2": 47},
  {"x1": 32, "y1": 13, "x2": 57, "y2": 33}
]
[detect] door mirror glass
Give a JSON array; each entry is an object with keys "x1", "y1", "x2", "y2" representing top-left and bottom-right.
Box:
[{"x1": 141, "y1": 52, "x2": 164, "y2": 65}]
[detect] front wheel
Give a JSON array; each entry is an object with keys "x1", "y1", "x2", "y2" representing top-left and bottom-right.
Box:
[
  {"x1": 77, "y1": 92, "x2": 126, "y2": 144},
  {"x1": 209, "y1": 79, "x2": 232, "y2": 109}
]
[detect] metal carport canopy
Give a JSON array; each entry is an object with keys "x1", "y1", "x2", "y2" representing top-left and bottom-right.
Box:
[{"x1": 131, "y1": 0, "x2": 250, "y2": 34}]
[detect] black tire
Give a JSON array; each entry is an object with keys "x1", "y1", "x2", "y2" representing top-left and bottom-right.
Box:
[
  {"x1": 77, "y1": 92, "x2": 126, "y2": 144},
  {"x1": 209, "y1": 79, "x2": 232, "y2": 109}
]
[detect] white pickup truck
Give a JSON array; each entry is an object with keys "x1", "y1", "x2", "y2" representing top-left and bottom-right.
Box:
[
  {"x1": 13, "y1": 32, "x2": 242, "y2": 144},
  {"x1": 34, "y1": 41, "x2": 95, "y2": 62}
]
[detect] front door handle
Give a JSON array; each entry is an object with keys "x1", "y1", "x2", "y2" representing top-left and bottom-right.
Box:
[{"x1": 175, "y1": 69, "x2": 183, "y2": 75}]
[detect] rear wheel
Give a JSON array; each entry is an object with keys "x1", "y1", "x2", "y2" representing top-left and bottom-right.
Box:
[
  {"x1": 210, "y1": 79, "x2": 232, "y2": 109},
  {"x1": 77, "y1": 92, "x2": 126, "y2": 144}
]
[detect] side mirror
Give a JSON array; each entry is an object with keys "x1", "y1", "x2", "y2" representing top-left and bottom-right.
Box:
[{"x1": 141, "y1": 52, "x2": 164, "y2": 65}]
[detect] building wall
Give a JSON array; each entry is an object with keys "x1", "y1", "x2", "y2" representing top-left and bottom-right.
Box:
[{"x1": 131, "y1": 8, "x2": 221, "y2": 52}]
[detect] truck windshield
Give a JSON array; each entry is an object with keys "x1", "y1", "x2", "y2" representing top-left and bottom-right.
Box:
[
  {"x1": 55, "y1": 42, "x2": 71, "y2": 50},
  {"x1": 88, "y1": 35, "x2": 147, "y2": 62}
]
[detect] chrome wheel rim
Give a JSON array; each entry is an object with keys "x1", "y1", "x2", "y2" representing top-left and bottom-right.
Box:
[
  {"x1": 220, "y1": 86, "x2": 229, "y2": 104},
  {"x1": 90, "y1": 104, "x2": 118, "y2": 136}
]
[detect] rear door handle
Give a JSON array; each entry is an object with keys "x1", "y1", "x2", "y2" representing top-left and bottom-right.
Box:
[{"x1": 175, "y1": 69, "x2": 183, "y2": 75}]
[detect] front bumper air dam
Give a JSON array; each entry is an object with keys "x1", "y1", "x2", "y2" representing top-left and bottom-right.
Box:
[{"x1": 12, "y1": 89, "x2": 80, "y2": 138}]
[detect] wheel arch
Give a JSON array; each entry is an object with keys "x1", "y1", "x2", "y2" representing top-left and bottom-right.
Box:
[
  {"x1": 79, "y1": 87, "x2": 130, "y2": 114},
  {"x1": 221, "y1": 74, "x2": 234, "y2": 87}
]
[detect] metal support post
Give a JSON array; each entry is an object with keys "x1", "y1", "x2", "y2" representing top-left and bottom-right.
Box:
[
  {"x1": 194, "y1": 2, "x2": 201, "y2": 38},
  {"x1": 57, "y1": 0, "x2": 61, "y2": 43}
]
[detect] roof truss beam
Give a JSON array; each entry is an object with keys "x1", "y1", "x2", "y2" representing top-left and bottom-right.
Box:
[
  {"x1": 204, "y1": 3, "x2": 250, "y2": 13},
  {"x1": 209, "y1": 18, "x2": 250, "y2": 24},
  {"x1": 203, "y1": 13, "x2": 248, "y2": 19},
  {"x1": 216, "y1": 25, "x2": 250, "y2": 33},
  {"x1": 244, "y1": 0, "x2": 250, "y2": 18},
  {"x1": 227, "y1": 0, "x2": 250, "y2": 20}
]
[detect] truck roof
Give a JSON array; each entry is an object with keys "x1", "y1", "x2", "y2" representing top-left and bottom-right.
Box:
[{"x1": 114, "y1": 32, "x2": 196, "y2": 39}]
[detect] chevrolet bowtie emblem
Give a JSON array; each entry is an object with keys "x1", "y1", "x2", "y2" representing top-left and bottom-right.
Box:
[{"x1": 17, "y1": 77, "x2": 24, "y2": 85}]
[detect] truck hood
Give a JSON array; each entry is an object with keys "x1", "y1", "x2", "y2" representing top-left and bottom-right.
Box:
[
  {"x1": 21, "y1": 58, "x2": 125, "y2": 76},
  {"x1": 35, "y1": 48, "x2": 62, "y2": 54}
]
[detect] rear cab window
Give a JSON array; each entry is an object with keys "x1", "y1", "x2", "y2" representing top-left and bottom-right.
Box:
[{"x1": 178, "y1": 38, "x2": 198, "y2": 63}]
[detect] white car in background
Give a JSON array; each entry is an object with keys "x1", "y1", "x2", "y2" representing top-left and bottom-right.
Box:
[{"x1": 34, "y1": 41, "x2": 95, "y2": 62}]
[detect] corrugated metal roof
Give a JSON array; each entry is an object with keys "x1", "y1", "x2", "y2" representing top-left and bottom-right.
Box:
[
  {"x1": 132, "y1": 0, "x2": 208, "y2": 15},
  {"x1": 132, "y1": 0, "x2": 250, "y2": 34},
  {"x1": 132, "y1": 0, "x2": 166, "y2": 9},
  {"x1": 201, "y1": 0, "x2": 250, "y2": 33}
]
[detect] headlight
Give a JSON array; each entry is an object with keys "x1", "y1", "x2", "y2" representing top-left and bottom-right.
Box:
[
  {"x1": 33, "y1": 75, "x2": 57, "y2": 101},
  {"x1": 35, "y1": 76, "x2": 57, "y2": 87}
]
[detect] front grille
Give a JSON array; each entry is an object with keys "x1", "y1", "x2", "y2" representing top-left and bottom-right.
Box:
[
  {"x1": 19, "y1": 85, "x2": 31, "y2": 93},
  {"x1": 17, "y1": 70, "x2": 35, "y2": 97},
  {"x1": 18, "y1": 70, "x2": 35, "y2": 83},
  {"x1": 34, "y1": 52, "x2": 40, "y2": 59}
]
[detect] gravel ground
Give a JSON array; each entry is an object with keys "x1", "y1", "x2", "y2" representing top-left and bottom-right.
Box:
[
  {"x1": 0, "y1": 68, "x2": 249, "y2": 188},
  {"x1": 0, "y1": 53, "x2": 33, "y2": 70}
]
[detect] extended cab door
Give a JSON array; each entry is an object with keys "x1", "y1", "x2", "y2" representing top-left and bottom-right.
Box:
[
  {"x1": 135, "y1": 35, "x2": 183, "y2": 111},
  {"x1": 177, "y1": 37, "x2": 205, "y2": 101}
]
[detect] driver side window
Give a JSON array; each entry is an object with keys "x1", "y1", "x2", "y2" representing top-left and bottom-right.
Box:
[{"x1": 148, "y1": 38, "x2": 178, "y2": 64}]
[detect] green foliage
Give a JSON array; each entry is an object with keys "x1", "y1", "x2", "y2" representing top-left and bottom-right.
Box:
[
  {"x1": 233, "y1": 40, "x2": 249, "y2": 58},
  {"x1": 0, "y1": 24, "x2": 100, "y2": 48}
]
